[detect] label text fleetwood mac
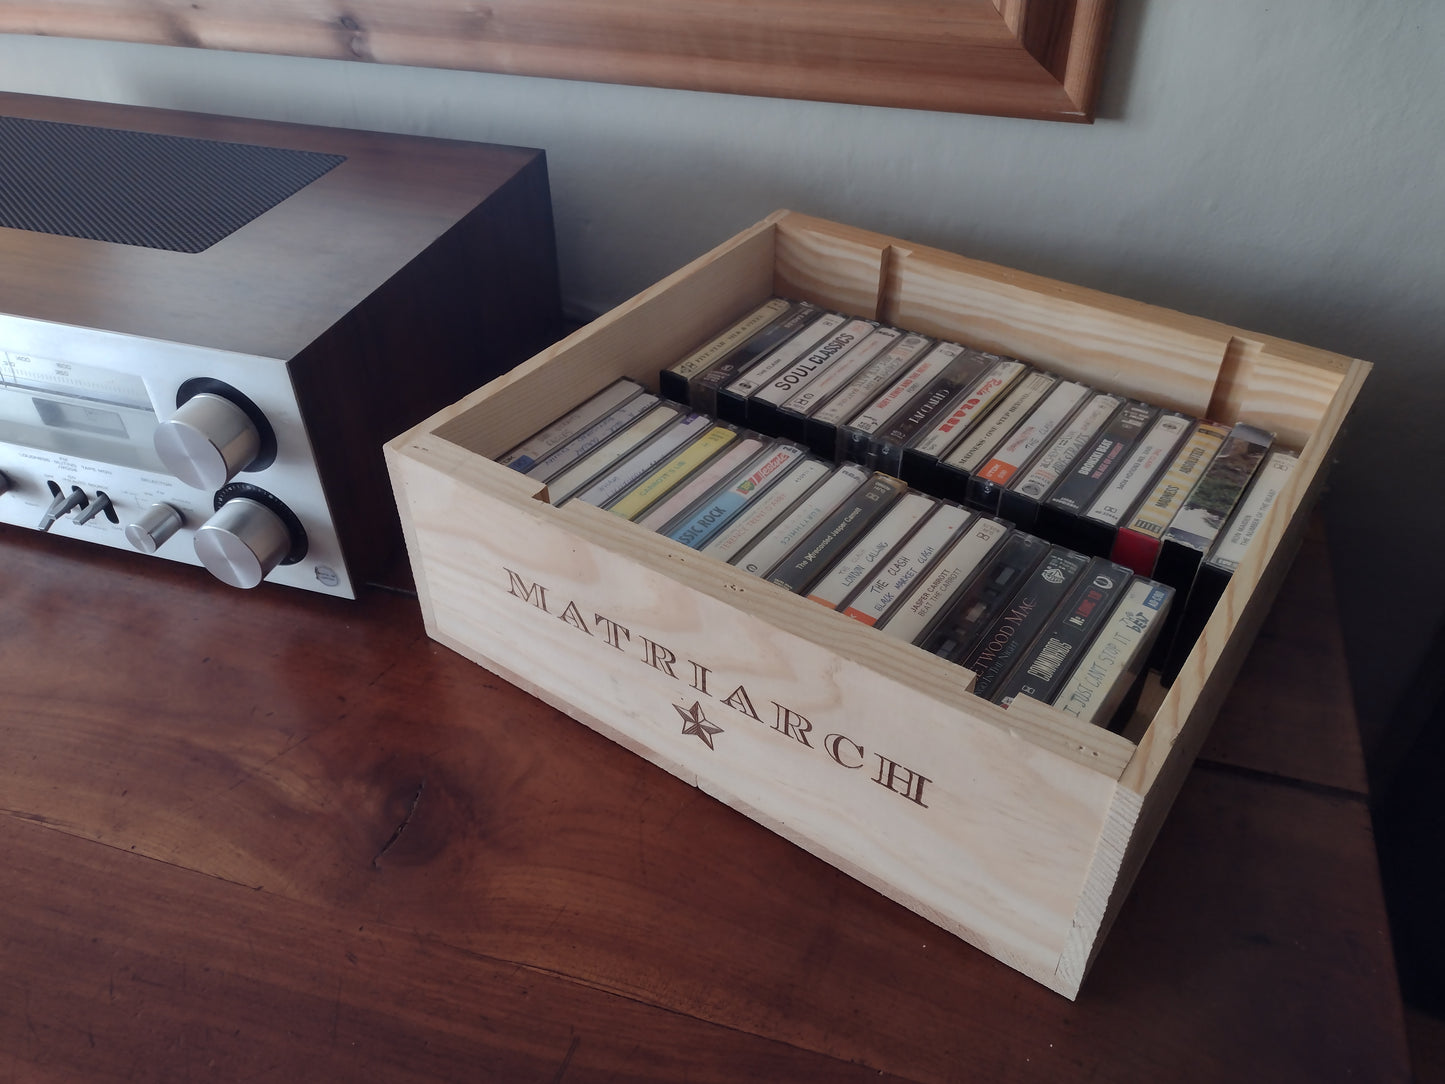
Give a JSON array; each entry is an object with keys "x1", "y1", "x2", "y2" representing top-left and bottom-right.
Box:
[{"x1": 504, "y1": 568, "x2": 931, "y2": 808}]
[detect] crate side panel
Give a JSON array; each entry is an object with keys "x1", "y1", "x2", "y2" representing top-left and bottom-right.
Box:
[
  {"x1": 1207, "y1": 337, "x2": 1351, "y2": 450},
  {"x1": 406, "y1": 479, "x2": 1122, "y2": 985},
  {"x1": 880, "y1": 246, "x2": 1233, "y2": 418},
  {"x1": 1126, "y1": 356, "x2": 1368, "y2": 796},
  {"x1": 1054, "y1": 781, "x2": 1142, "y2": 997},
  {"x1": 772, "y1": 213, "x2": 891, "y2": 319},
  {"x1": 1046, "y1": 361, "x2": 1372, "y2": 994},
  {"x1": 1064, "y1": 513, "x2": 1312, "y2": 990},
  {"x1": 432, "y1": 223, "x2": 777, "y2": 458},
  {"x1": 1055, "y1": 491, "x2": 1321, "y2": 994}
]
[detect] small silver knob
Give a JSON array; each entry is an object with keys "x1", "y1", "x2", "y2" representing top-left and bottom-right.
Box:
[
  {"x1": 153, "y1": 392, "x2": 262, "y2": 491},
  {"x1": 194, "y1": 497, "x2": 291, "y2": 589},
  {"x1": 125, "y1": 503, "x2": 184, "y2": 554}
]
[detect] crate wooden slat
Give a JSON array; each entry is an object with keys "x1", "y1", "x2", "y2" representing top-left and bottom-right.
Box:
[{"x1": 386, "y1": 211, "x2": 1368, "y2": 997}]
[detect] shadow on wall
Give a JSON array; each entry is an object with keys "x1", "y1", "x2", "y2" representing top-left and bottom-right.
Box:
[{"x1": 1093, "y1": 0, "x2": 1151, "y2": 122}]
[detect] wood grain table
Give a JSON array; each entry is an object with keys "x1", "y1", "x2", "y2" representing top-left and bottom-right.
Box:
[{"x1": 0, "y1": 517, "x2": 1408, "y2": 1082}]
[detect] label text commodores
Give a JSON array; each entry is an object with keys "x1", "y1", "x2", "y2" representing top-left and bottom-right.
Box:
[{"x1": 503, "y1": 568, "x2": 933, "y2": 808}]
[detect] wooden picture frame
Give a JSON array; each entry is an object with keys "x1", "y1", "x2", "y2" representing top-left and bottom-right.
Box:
[{"x1": 1, "y1": 0, "x2": 1115, "y2": 122}]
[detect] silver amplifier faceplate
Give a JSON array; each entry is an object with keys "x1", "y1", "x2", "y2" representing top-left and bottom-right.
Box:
[{"x1": 0, "y1": 315, "x2": 353, "y2": 598}]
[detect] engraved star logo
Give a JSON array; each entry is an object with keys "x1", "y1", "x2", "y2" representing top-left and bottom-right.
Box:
[{"x1": 675, "y1": 700, "x2": 723, "y2": 750}]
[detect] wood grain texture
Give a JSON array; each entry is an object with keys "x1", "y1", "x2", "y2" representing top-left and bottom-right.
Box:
[
  {"x1": 1210, "y1": 337, "x2": 1355, "y2": 450},
  {"x1": 0, "y1": 523, "x2": 1409, "y2": 1081},
  {"x1": 284, "y1": 147, "x2": 564, "y2": 580},
  {"x1": 773, "y1": 214, "x2": 891, "y2": 320},
  {"x1": 0, "y1": 92, "x2": 549, "y2": 362},
  {"x1": 0, "y1": 0, "x2": 1115, "y2": 121},
  {"x1": 0, "y1": 816, "x2": 908, "y2": 1084}
]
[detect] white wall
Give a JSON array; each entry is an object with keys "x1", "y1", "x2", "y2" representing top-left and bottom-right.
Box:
[{"x1": 2, "y1": 1, "x2": 1442, "y2": 759}]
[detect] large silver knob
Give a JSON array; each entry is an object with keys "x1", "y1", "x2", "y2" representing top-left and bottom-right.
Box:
[
  {"x1": 154, "y1": 392, "x2": 262, "y2": 490},
  {"x1": 194, "y1": 497, "x2": 291, "y2": 589},
  {"x1": 125, "y1": 503, "x2": 184, "y2": 554}
]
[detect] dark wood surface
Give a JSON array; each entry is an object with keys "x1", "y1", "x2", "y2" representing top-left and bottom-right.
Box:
[
  {"x1": 1196, "y1": 518, "x2": 1369, "y2": 794},
  {"x1": 0, "y1": 91, "x2": 550, "y2": 361},
  {"x1": 0, "y1": 518, "x2": 1409, "y2": 1082}
]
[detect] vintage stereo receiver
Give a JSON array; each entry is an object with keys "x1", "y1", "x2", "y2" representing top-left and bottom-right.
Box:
[{"x1": 0, "y1": 92, "x2": 561, "y2": 597}]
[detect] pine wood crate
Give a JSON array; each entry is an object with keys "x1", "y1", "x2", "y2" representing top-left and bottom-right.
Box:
[{"x1": 384, "y1": 211, "x2": 1368, "y2": 998}]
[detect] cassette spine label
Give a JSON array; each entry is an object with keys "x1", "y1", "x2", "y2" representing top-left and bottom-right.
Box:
[
  {"x1": 865, "y1": 356, "x2": 1004, "y2": 476},
  {"x1": 875, "y1": 518, "x2": 1012, "y2": 644},
  {"x1": 804, "y1": 492, "x2": 939, "y2": 609},
  {"x1": 1207, "y1": 449, "x2": 1298, "y2": 572},
  {"x1": 804, "y1": 333, "x2": 932, "y2": 452},
  {"x1": 951, "y1": 546, "x2": 1090, "y2": 700},
  {"x1": 838, "y1": 504, "x2": 973, "y2": 625},
  {"x1": 766, "y1": 473, "x2": 908, "y2": 594},
  {"x1": 1159, "y1": 423, "x2": 1275, "y2": 555},
  {"x1": 1084, "y1": 411, "x2": 1194, "y2": 526},
  {"x1": 546, "y1": 402, "x2": 682, "y2": 505},
  {"x1": 524, "y1": 392, "x2": 661, "y2": 482},
  {"x1": 499, "y1": 378, "x2": 646, "y2": 472},
  {"x1": 660, "y1": 297, "x2": 793, "y2": 401},
  {"x1": 936, "y1": 369, "x2": 1058, "y2": 498},
  {"x1": 572, "y1": 412, "x2": 712, "y2": 508},
  {"x1": 968, "y1": 379, "x2": 1091, "y2": 496},
  {"x1": 634, "y1": 438, "x2": 765, "y2": 531},
  {"x1": 835, "y1": 341, "x2": 968, "y2": 460},
  {"x1": 1045, "y1": 401, "x2": 1159, "y2": 515},
  {"x1": 916, "y1": 532, "x2": 1051, "y2": 657},
  {"x1": 1008, "y1": 393, "x2": 1124, "y2": 501},
  {"x1": 1110, "y1": 421, "x2": 1229, "y2": 574},
  {"x1": 1052, "y1": 579, "x2": 1173, "y2": 730},
  {"x1": 665, "y1": 443, "x2": 807, "y2": 548},
  {"x1": 1159, "y1": 447, "x2": 1297, "y2": 682},
  {"x1": 566, "y1": 413, "x2": 708, "y2": 511},
  {"x1": 786, "y1": 325, "x2": 895, "y2": 422},
  {"x1": 686, "y1": 302, "x2": 825, "y2": 414},
  {"x1": 607, "y1": 424, "x2": 738, "y2": 521},
  {"x1": 993, "y1": 557, "x2": 1133, "y2": 707},
  {"x1": 716, "y1": 311, "x2": 849, "y2": 423},
  {"x1": 748, "y1": 317, "x2": 878, "y2": 430},
  {"x1": 733, "y1": 464, "x2": 871, "y2": 576},
  {"x1": 908, "y1": 358, "x2": 1028, "y2": 463},
  {"x1": 699, "y1": 458, "x2": 833, "y2": 563}
]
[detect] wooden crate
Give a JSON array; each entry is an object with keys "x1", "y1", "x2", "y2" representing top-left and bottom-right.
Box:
[{"x1": 384, "y1": 211, "x2": 1368, "y2": 998}]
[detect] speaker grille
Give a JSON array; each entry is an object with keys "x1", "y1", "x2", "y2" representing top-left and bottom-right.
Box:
[{"x1": 0, "y1": 115, "x2": 345, "y2": 253}]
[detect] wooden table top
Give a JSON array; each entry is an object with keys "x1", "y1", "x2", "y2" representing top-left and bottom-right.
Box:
[{"x1": 0, "y1": 517, "x2": 1408, "y2": 1082}]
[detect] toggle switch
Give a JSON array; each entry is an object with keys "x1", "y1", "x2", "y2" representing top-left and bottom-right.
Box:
[
  {"x1": 37, "y1": 486, "x2": 87, "y2": 532},
  {"x1": 72, "y1": 491, "x2": 114, "y2": 526}
]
